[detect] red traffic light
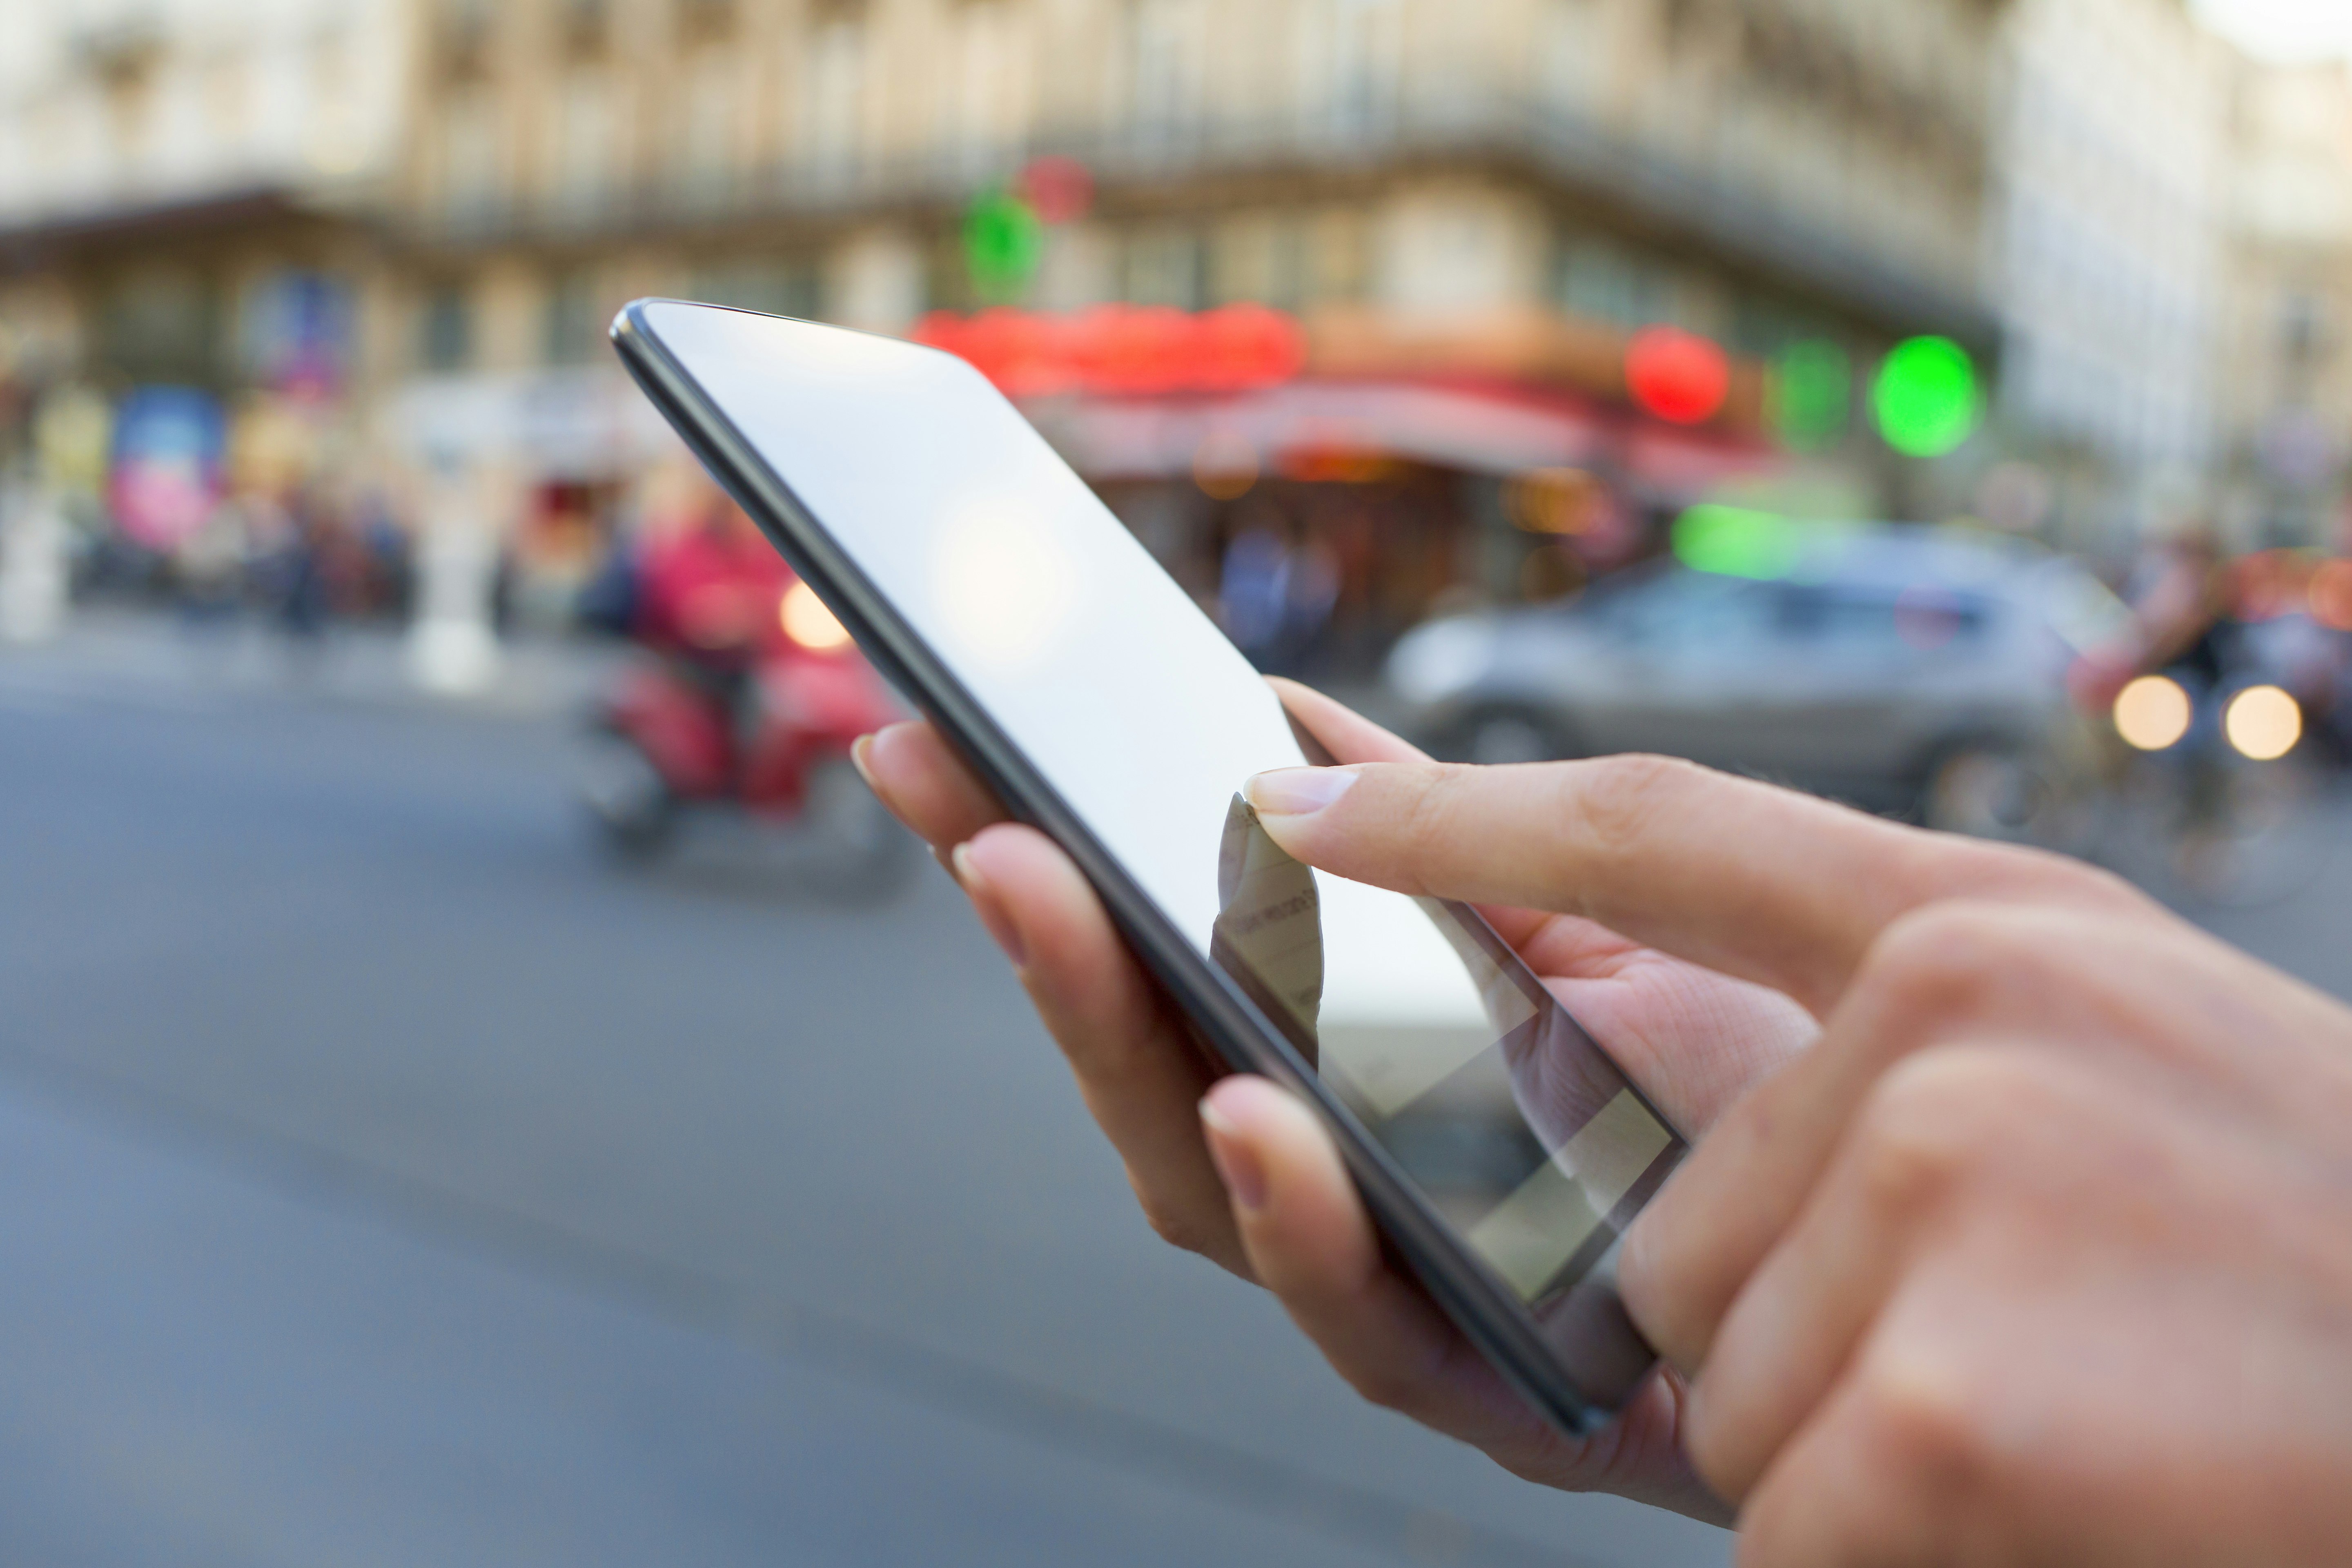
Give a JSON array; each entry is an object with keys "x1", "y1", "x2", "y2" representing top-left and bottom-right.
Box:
[
  {"x1": 1018, "y1": 156, "x2": 1094, "y2": 225},
  {"x1": 1625, "y1": 326, "x2": 1730, "y2": 425}
]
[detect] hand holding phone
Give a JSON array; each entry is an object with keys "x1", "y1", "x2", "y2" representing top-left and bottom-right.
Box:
[
  {"x1": 857, "y1": 694, "x2": 1813, "y2": 1523},
  {"x1": 615, "y1": 304, "x2": 2352, "y2": 1561},
  {"x1": 615, "y1": 301, "x2": 1725, "y2": 1443}
]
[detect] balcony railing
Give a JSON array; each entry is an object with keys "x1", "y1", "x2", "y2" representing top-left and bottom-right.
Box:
[{"x1": 414, "y1": 89, "x2": 1993, "y2": 342}]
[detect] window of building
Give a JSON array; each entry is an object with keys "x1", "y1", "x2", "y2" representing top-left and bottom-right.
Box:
[
  {"x1": 2283, "y1": 290, "x2": 2328, "y2": 365},
  {"x1": 559, "y1": 0, "x2": 610, "y2": 60},
  {"x1": 98, "y1": 269, "x2": 220, "y2": 387},
  {"x1": 543, "y1": 269, "x2": 601, "y2": 366},
  {"x1": 1211, "y1": 216, "x2": 1308, "y2": 310},
  {"x1": 1322, "y1": 0, "x2": 1401, "y2": 136},
  {"x1": 1555, "y1": 236, "x2": 1663, "y2": 328},
  {"x1": 1305, "y1": 209, "x2": 1370, "y2": 305},
  {"x1": 1541, "y1": 0, "x2": 1607, "y2": 113},
  {"x1": 418, "y1": 284, "x2": 473, "y2": 373},
  {"x1": 439, "y1": 0, "x2": 494, "y2": 82},
  {"x1": 678, "y1": 56, "x2": 742, "y2": 208},
  {"x1": 1125, "y1": 227, "x2": 1208, "y2": 308},
  {"x1": 550, "y1": 73, "x2": 616, "y2": 221},
  {"x1": 950, "y1": 0, "x2": 1022, "y2": 167},
  {"x1": 678, "y1": 0, "x2": 737, "y2": 46},
  {"x1": 1130, "y1": 0, "x2": 1205, "y2": 143},
  {"x1": 804, "y1": 13, "x2": 865, "y2": 181},
  {"x1": 688, "y1": 261, "x2": 822, "y2": 319},
  {"x1": 1214, "y1": 211, "x2": 1366, "y2": 310},
  {"x1": 439, "y1": 88, "x2": 503, "y2": 227}
]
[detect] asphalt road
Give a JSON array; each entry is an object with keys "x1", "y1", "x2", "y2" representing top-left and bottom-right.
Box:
[
  {"x1": 7, "y1": 621, "x2": 2348, "y2": 1568},
  {"x1": 0, "y1": 625, "x2": 1736, "y2": 1568}
]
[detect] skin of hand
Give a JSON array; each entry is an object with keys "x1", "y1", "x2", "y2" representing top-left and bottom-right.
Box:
[
  {"x1": 1245, "y1": 752, "x2": 2352, "y2": 1567},
  {"x1": 855, "y1": 682, "x2": 1811, "y2": 1523}
]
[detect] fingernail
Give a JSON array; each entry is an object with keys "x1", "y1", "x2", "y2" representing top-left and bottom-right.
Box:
[
  {"x1": 951, "y1": 842, "x2": 1027, "y2": 970},
  {"x1": 1245, "y1": 766, "x2": 1357, "y2": 818},
  {"x1": 1199, "y1": 1095, "x2": 1268, "y2": 1212},
  {"x1": 849, "y1": 733, "x2": 879, "y2": 792}
]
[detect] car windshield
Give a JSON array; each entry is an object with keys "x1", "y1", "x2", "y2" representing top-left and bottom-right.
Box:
[{"x1": 1587, "y1": 555, "x2": 2000, "y2": 657}]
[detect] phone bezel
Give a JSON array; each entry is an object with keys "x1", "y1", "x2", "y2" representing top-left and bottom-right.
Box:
[{"x1": 610, "y1": 297, "x2": 1643, "y2": 1437}]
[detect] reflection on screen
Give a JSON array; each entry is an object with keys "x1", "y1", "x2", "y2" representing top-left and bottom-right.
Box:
[{"x1": 647, "y1": 304, "x2": 1682, "y2": 1392}]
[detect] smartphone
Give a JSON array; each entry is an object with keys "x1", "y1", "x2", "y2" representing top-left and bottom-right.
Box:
[{"x1": 611, "y1": 299, "x2": 1687, "y2": 1436}]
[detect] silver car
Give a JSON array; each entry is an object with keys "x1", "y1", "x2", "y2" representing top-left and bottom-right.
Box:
[{"x1": 1385, "y1": 526, "x2": 2128, "y2": 838}]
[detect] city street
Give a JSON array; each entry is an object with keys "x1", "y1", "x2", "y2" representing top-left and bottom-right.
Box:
[
  {"x1": 0, "y1": 621, "x2": 1732, "y2": 1568},
  {"x1": 7, "y1": 621, "x2": 2351, "y2": 1566}
]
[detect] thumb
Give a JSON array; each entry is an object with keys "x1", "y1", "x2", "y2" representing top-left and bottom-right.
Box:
[{"x1": 1243, "y1": 755, "x2": 2103, "y2": 1018}]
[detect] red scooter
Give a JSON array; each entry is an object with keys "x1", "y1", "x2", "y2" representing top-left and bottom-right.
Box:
[{"x1": 579, "y1": 577, "x2": 910, "y2": 884}]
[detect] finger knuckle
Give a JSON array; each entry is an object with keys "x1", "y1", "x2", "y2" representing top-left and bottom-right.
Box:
[
  {"x1": 1845, "y1": 1050, "x2": 2011, "y2": 1221},
  {"x1": 1851, "y1": 1334, "x2": 2001, "y2": 1512},
  {"x1": 1929, "y1": 831, "x2": 2154, "y2": 918},
  {"x1": 1555, "y1": 754, "x2": 1704, "y2": 884},
  {"x1": 1857, "y1": 900, "x2": 2035, "y2": 1031},
  {"x1": 1131, "y1": 1181, "x2": 1212, "y2": 1258},
  {"x1": 1336, "y1": 1354, "x2": 1422, "y2": 1413}
]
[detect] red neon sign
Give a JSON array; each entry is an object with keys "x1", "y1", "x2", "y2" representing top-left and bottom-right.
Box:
[{"x1": 914, "y1": 303, "x2": 1308, "y2": 398}]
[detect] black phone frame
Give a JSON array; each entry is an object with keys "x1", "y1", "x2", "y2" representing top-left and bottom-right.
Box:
[{"x1": 610, "y1": 298, "x2": 1659, "y2": 1437}]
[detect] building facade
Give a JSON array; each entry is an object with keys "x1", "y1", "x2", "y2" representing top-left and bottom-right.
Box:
[
  {"x1": 1986, "y1": 0, "x2": 2231, "y2": 548},
  {"x1": 2214, "y1": 57, "x2": 2352, "y2": 550},
  {"x1": 4, "y1": 0, "x2": 2032, "y2": 677}
]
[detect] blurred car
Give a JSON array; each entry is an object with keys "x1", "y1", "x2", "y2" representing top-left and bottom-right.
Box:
[{"x1": 1386, "y1": 523, "x2": 2129, "y2": 840}]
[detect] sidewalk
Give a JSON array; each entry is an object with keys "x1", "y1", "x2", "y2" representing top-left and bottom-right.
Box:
[
  {"x1": 2, "y1": 605, "x2": 1417, "y2": 739},
  {"x1": 0, "y1": 606, "x2": 623, "y2": 723}
]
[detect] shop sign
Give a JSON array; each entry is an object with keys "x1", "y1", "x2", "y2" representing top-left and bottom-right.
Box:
[
  {"x1": 109, "y1": 386, "x2": 225, "y2": 550},
  {"x1": 915, "y1": 304, "x2": 1308, "y2": 399}
]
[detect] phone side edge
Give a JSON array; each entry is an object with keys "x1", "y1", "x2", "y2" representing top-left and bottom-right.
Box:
[{"x1": 608, "y1": 299, "x2": 1618, "y2": 1437}]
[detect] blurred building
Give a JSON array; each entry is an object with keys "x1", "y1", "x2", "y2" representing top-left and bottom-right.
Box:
[
  {"x1": 2215, "y1": 58, "x2": 2352, "y2": 549},
  {"x1": 0, "y1": 0, "x2": 408, "y2": 410},
  {"x1": 0, "y1": 0, "x2": 416, "y2": 640},
  {"x1": 1986, "y1": 0, "x2": 2231, "y2": 547},
  {"x1": 7, "y1": 0, "x2": 2051, "y2": 675},
  {"x1": 396, "y1": 0, "x2": 2026, "y2": 666}
]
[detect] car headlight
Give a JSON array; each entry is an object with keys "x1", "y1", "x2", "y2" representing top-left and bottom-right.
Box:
[
  {"x1": 2225, "y1": 685, "x2": 2301, "y2": 760},
  {"x1": 2113, "y1": 675, "x2": 2191, "y2": 751},
  {"x1": 1388, "y1": 619, "x2": 1496, "y2": 705}
]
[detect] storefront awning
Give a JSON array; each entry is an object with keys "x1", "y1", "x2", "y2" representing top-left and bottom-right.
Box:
[
  {"x1": 1022, "y1": 377, "x2": 1782, "y2": 498},
  {"x1": 1022, "y1": 379, "x2": 1610, "y2": 481}
]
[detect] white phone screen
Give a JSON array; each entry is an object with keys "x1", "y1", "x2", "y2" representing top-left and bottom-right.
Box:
[{"x1": 644, "y1": 303, "x2": 1679, "y2": 1376}]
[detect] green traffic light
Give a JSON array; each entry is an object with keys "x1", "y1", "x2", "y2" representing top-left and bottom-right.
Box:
[
  {"x1": 964, "y1": 189, "x2": 1044, "y2": 304},
  {"x1": 1873, "y1": 336, "x2": 1978, "y2": 457}
]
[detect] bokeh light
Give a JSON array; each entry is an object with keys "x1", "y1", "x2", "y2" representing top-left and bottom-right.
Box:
[
  {"x1": 1672, "y1": 504, "x2": 1800, "y2": 579},
  {"x1": 1768, "y1": 339, "x2": 1851, "y2": 451},
  {"x1": 1191, "y1": 429, "x2": 1259, "y2": 500},
  {"x1": 1873, "y1": 336, "x2": 1979, "y2": 457},
  {"x1": 2310, "y1": 558, "x2": 2352, "y2": 630},
  {"x1": 2113, "y1": 674, "x2": 2192, "y2": 751},
  {"x1": 963, "y1": 189, "x2": 1045, "y2": 303},
  {"x1": 1505, "y1": 467, "x2": 1601, "y2": 535},
  {"x1": 1625, "y1": 326, "x2": 1730, "y2": 425},
  {"x1": 2225, "y1": 685, "x2": 2301, "y2": 760},
  {"x1": 780, "y1": 580, "x2": 853, "y2": 650},
  {"x1": 1017, "y1": 156, "x2": 1095, "y2": 224}
]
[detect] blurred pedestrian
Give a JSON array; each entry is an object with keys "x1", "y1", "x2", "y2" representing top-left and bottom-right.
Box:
[{"x1": 630, "y1": 488, "x2": 790, "y2": 773}]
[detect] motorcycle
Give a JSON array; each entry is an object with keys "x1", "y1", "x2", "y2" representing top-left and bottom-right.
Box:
[{"x1": 579, "y1": 577, "x2": 912, "y2": 889}]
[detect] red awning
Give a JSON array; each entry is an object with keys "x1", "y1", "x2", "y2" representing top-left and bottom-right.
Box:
[{"x1": 1021, "y1": 379, "x2": 1609, "y2": 480}]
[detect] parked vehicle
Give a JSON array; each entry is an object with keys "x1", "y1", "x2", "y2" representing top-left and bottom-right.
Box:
[{"x1": 1385, "y1": 525, "x2": 2128, "y2": 843}]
